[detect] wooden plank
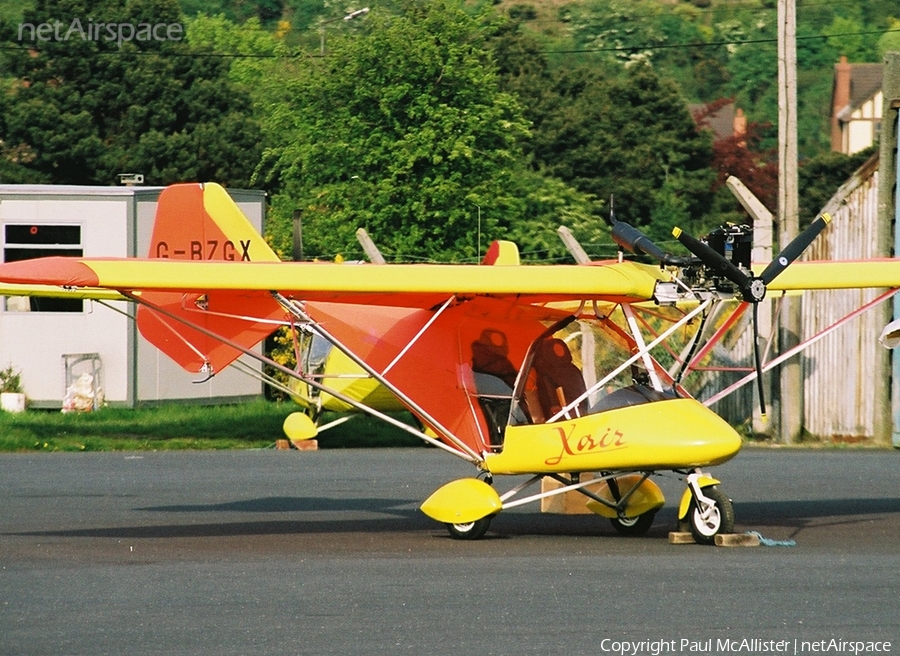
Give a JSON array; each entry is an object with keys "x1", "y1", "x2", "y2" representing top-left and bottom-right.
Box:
[
  {"x1": 715, "y1": 533, "x2": 761, "y2": 547},
  {"x1": 668, "y1": 531, "x2": 696, "y2": 544}
]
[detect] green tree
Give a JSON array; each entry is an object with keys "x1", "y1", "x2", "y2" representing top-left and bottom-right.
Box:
[
  {"x1": 798, "y1": 147, "x2": 877, "y2": 224},
  {"x1": 183, "y1": 13, "x2": 286, "y2": 114},
  {"x1": 877, "y1": 18, "x2": 900, "y2": 58},
  {"x1": 502, "y1": 167, "x2": 607, "y2": 262},
  {"x1": 528, "y1": 63, "x2": 714, "y2": 240},
  {"x1": 258, "y1": 0, "x2": 533, "y2": 262},
  {"x1": 0, "y1": 0, "x2": 262, "y2": 186},
  {"x1": 179, "y1": 0, "x2": 284, "y2": 25}
]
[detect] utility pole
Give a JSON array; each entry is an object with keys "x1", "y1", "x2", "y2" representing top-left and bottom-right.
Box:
[
  {"x1": 355, "y1": 228, "x2": 386, "y2": 264},
  {"x1": 881, "y1": 52, "x2": 900, "y2": 446},
  {"x1": 292, "y1": 210, "x2": 303, "y2": 262},
  {"x1": 777, "y1": 0, "x2": 801, "y2": 444}
]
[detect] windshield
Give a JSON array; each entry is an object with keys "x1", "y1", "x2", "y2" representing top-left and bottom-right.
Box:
[
  {"x1": 301, "y1": 332, "x2": 333, "y2": 376},
  {"x1": 509, "y1": 316, "x2": 673, "y2": 426}
]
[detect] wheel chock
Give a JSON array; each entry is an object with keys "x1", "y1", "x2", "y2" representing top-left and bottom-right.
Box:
[
  {"x1": 668, "y1": 532, "x2": 761, "y2": 546},
  {"x1": 292, "y1": 439, "x2": 319, "y2": 451},
  {"x1": 714, "y1": 533, "x2": 760, "y2": 547},
  {"x1": 668, "y1": 531, "x2": 695, "y2": 544}
]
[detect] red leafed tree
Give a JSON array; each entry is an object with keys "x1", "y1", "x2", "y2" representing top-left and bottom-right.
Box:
[{"x1": 694, "y1": 99, "x2": 778, "y2": 218}]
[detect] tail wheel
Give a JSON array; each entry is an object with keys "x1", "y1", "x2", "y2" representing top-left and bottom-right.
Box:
[
  {"x1": 688, "y1": 486, "x2": 734, "y2": 545},
  {"x1": 609, "y1": 510, "x2": 656, "y2": 536},
  {"x1": 446, "y1": 516, "x2": 492, "y2": 540}
]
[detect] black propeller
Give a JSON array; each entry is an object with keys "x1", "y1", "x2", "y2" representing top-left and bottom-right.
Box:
[
  {"x1": 611, "y1": 221, "x2": 693, "y2": 266},
  {"x1": 672, "y1": 212, "x2": 832, "y2": 418},
  {"x1": 605, "y1": 203, "x2": 692, "y2": 267}
]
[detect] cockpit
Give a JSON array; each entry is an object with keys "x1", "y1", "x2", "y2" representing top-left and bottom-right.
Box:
[{"x1": 466, "y1": 314, "x2": 678, "y2": 452}]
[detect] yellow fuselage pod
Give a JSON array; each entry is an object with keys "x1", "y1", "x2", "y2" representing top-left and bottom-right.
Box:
[
  {"x1": 317, "y1": 347, "x2": 406, "y2": 414},
  {"x1": 484, "y1": 398, "x2": 741, "y2": 476}
]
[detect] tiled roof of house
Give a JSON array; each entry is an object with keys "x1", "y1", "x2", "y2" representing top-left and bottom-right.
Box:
[{"x1": 848, "y1": 63, "x2": 884, "y2": 110}]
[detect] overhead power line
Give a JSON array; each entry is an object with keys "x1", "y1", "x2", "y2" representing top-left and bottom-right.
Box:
[
  {"x1": 1, "y1": 27, "x2": 897, "y2": 60},
  {"x1": 539, "y1": 27, "x2": 900, "y2": 55}
]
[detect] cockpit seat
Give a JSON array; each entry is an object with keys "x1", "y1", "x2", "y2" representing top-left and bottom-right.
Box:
[
  {"x1": 471, "y1": 329, "x2": 518, "y2": 446},
  {"x1": 531, "y1": 338, "x2": 588, "y2": 420}
]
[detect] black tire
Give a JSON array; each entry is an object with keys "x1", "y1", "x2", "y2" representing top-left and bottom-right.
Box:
[
  {"x1": 446, "y1": 516, "x2": 492, "y2": 540},
  {"x1": 609, "y1": 510, "x2": 656, "y2": 536},
  {"x1": 688, "y1": 486, "x2": 734, "y2": 545}
]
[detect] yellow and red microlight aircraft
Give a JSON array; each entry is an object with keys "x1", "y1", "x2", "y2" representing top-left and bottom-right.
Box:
[{"x1": 3, "y1": 182, "x2": 900, "y2": 544}]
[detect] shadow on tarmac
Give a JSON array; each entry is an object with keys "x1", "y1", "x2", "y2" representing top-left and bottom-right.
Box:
[{"x1": 6, "y1": 495, "x2": 898, "y2": 541}]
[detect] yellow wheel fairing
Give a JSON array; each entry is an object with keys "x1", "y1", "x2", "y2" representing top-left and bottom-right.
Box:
[
  {"x1": 485, "y1": 398, "x2": 741, "y2": 476},
  {"x1": 585, "y1": 475, "x2": 666, "y2": 519},
  {"x1": 420, "y1": 478, "x2": 502, "y2": 524},
  {"x1": 677, "y1": 475, "x2": 721, "y2": 520},
  {"x1": 282, "y1": 412, "x2": 318, "y2": 441}
]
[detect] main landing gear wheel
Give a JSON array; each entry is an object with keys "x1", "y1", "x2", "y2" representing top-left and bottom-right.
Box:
[
  {"x1": 446, "y1": 516, "x2": 492, "y2": 540},
  {"x1": 609, "y1": 510, "x2": 656, "y2": 536},
  {"x1": 688, "y1": 487, "x2": 734, "y2": 545}
]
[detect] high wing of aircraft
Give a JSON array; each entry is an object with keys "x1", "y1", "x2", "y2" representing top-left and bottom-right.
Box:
[{"x1": 3, "y1": 182, "x2": 899, "y2": 544}]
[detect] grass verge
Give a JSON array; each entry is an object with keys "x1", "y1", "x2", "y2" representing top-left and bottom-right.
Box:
[{"x1": 0, "y1": 401, "x2": 422, "y2": 452}]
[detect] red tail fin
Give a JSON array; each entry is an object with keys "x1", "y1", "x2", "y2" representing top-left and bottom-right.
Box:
[
  {"x1": 481, "y1": 240, "x2": 520, "y2": 266},
  {"x1": 136, "y1": 183, "x2": 283, "y2": 376}
]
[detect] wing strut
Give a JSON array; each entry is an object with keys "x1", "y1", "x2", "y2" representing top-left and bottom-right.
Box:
[
  {"x1": 381, "y1": 296, "x2": 455, "y2": 376},
  {"x1": 124, "y1": 290, "x2": 482, "y2": 465},
  {"x1": 703, "y1": 287, "x2": 896, "y2": 407},
  {"x1": 547, "y1": 297, "x2": 713, "y2": 423},
  {"x1": 621, "y1": 304, "x2": 664, "y2": 392},
  {"x1": 271, "y1": 293, "x2": 486, "y2": 465}
]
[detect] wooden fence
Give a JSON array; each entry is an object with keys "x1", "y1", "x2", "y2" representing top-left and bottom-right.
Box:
[
  {"x1": 696, "y1": 154, "x2": 886, "y2": 439},
  {"x1": 800, "y1": 154, "x2": 885, "y2": 439}
]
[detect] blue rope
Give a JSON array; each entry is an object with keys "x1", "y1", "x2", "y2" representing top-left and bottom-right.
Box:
[{"x1": 746, "y1": 530, "x2": 796, "y2": 547}]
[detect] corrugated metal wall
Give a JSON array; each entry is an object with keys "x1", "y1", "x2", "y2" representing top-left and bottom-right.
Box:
[
  {"x1": 801, "y1": 156, "x2": 883, "y2": 438},
  {"x1": 694, "y1": 155, "x2": 885, "y2": 439}
]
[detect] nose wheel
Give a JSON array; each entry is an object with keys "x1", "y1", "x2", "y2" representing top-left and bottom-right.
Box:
[{"x1": 687, "y1": 486, "x2": 734, "y2": 544}]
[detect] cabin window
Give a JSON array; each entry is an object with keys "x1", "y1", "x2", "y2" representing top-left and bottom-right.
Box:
[
  {"x1": 3, "y1": 224, "x2": 83, "y2": 312},
  {"x1": 510, "y1": 318, "x2": 667, "y2": 426},
  {"x1": 470, "y1": 328, "x2": 517, "y2": 447}
]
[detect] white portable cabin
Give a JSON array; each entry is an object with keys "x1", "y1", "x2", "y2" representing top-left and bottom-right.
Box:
[{"x1": 0, "y1": 184, "x2": 268, "y2": 408}]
